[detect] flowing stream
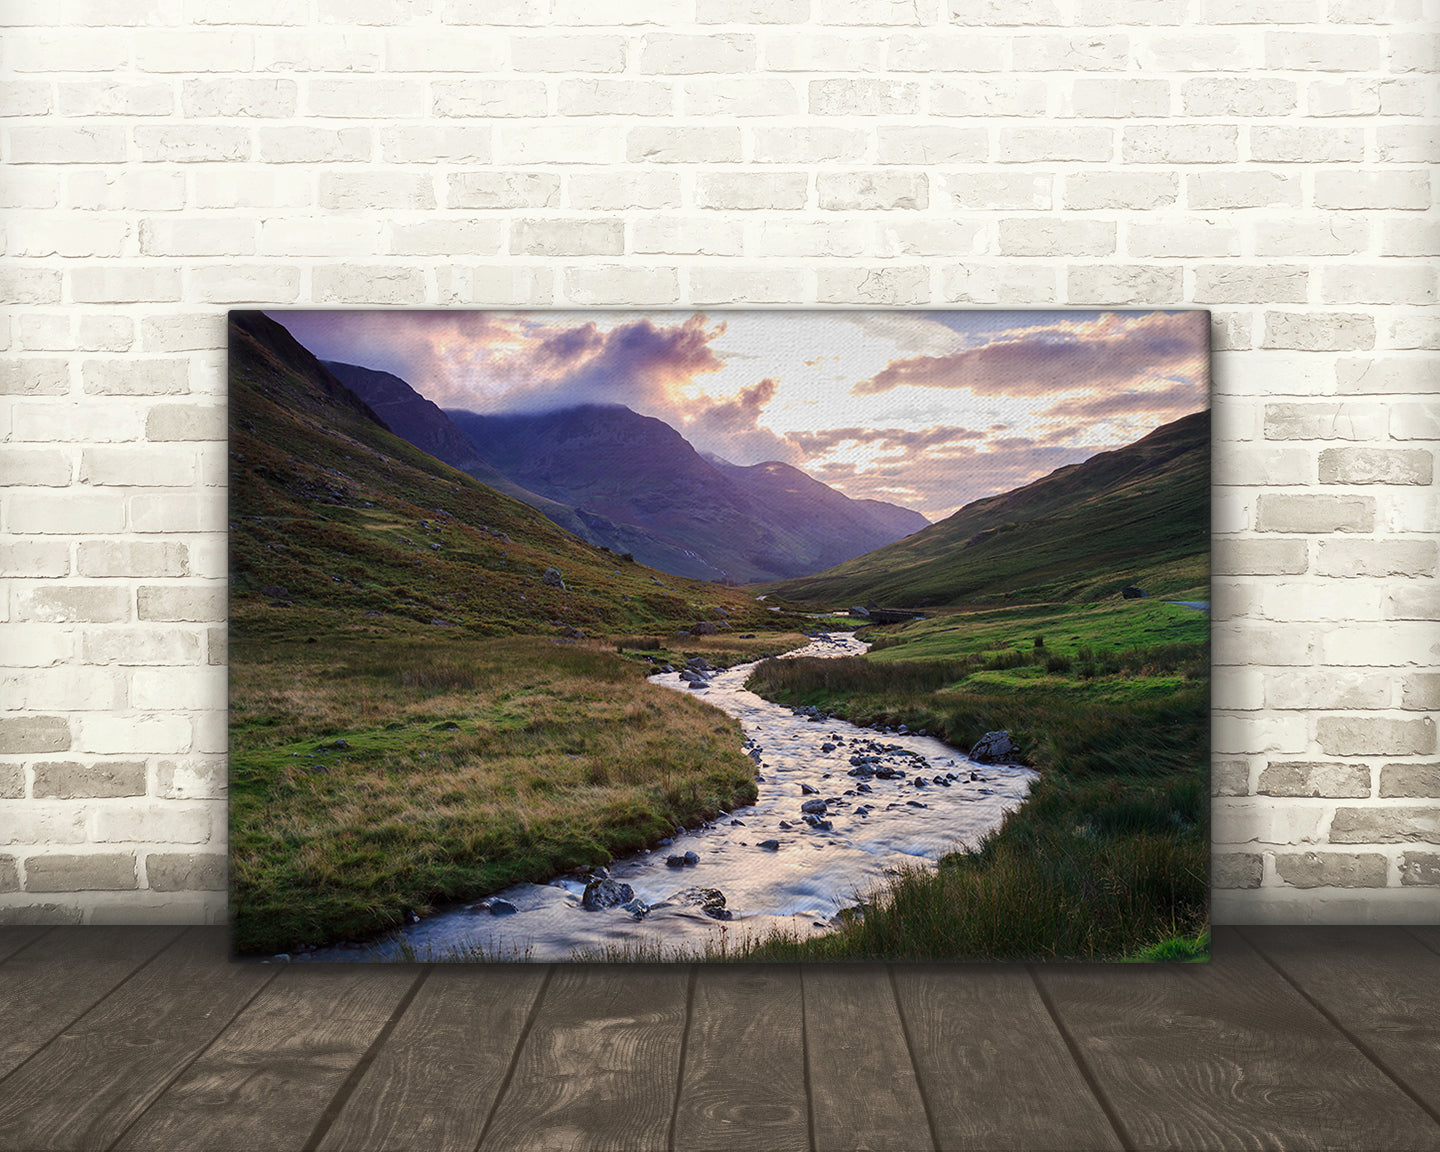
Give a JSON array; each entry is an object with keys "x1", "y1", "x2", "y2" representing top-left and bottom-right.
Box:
[{"x1": 293, "y1": 633, "x2": 1036, "y2": 963}]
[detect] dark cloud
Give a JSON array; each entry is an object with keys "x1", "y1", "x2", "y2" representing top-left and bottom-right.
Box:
[
  {"x1": 790, "y1": 424, "x2": 985, "y2": 456},
  {"x1": 853, "y1": 311, "x2": 1208, "y2": 399}
]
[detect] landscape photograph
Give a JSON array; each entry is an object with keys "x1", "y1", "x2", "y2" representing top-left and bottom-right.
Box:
[{"x1": 228, "y1": 307, "x2": 1211, "y2": 964}]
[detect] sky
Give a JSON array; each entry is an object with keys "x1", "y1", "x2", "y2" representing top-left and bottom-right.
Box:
[{"x1": 271, "y1": 309, "x2": 1210, "y2": 523}]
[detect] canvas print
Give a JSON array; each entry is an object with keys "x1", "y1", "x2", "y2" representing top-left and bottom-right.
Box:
[{"x1": 228, "y1": 309, "x2": 1211, "y2": 963}]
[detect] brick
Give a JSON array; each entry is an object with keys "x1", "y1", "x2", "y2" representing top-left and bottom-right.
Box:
[
  {"x1": 389, "y1": 221, "x2": 502, "y2": 257},
  {"x1": 876, "y1": 126, "x2": 987, "y2": 165},
  {"x1": 1323, "y1": 623, "x2": 1436, "y2": 669},
  {"x1": 697, "y1": 173, "x2": 808, "y2": 210},
  {"x1": 0, "y1": 447, "x2": 71, "y2": 485},
  {"x1": 9, "y1": 216, "x2": 130, "y2": 259},
  {"x1": 1401, "y1": 675, "x2": 1440, "y2": 711},
  {"x1": 512, "y1": 34, "x2": 626, "y2": 72},
  {"x1": 94, "y1": 804, "x2": 211, "y2": 846},
  {"x1": 0, "y1": 765, "x2": 22, "y2": 801},
  {"x1": 82, "y1": 628, "x2": 203, "y2": 666},
  {"x1": 1011, "y1": 34, "x2": 1129, "y2": 71},
  {"x1": 208, "y1": 628, "x2": 227, "y2": 666},
  {"x1": 182, "y1": 78, "x2": 295, "y2": 118},
  {"x1": 257, "y1": 29, "x2": 384, "y2": 71},
  {"x1": 944, "y1": 173, "x2": 1052, "y2": 210},
  {"x1": 512, "y1": 219, "x2": 624, "y2": 257},
  {"x1": 1319, "y1": 448, "x2": 1432, "y2": 485},
  {"x1": 81, "y1": 359, "x2": 189, "y2": 397},
  {"x1": 1318, "y1": 539, "x2": 1437, "y2": 578},
  {"x1": 998, "y1": 126, "x2": 1113, "y2": 163},
  {"x1": 432, "y1": 79, "x2": 546, "y2": 118},
  {"x1": 752, "y1": 220, "x2": 867, "y2": 258},
  {"x1": 1381, "y1": 219, "x2": 1440, "y2": 259},
  {"x1": 1265, "y1": 670, "x2": 1390, "y2": 711},
  {"x1": 0, "y1": 904, "x2": 83, "y2": 925},
  {"x1": 1214, "y1": 668, "x2": 1265, "y2": 711},
  {"x1": 134, "y1": 126, "x2": 250, "y2": 163},
  {"x1": 447, "y1": 172, "x2": 560, "y2": 210},
  {"x1": 1066, "y1": 265, "x2": 1182, "y2": 305},
  {"x1": 0, "y1": 716, "x2": 71, "y2": 754},
  {"x1": 259, "y1": 219, "x2": 382, "y2": 258},
  {"x1": 1254, "y1": 216, "x2": 1369, "y2": 258},
  {"x1": 932, "y1": 78, "x2": 1048, "y2": 116},
  {"x1": 0, "y1": 542, "x2": 71, "y2": 579},
  {"x1": 557, "y1": 79, "x2": 672, "y2": 117},
  {"x1": 1275, "y1": 852, "x2": 1388, "y2": 888},
  {"x1": 73, "y1": 713, "x2": 192, "y2": 756},
  {"x1": 817, "y1": 266, "x2": 929, "y2": 306},
  {"x1": 437, "y1": 267, "x2": 554, "y2": 306},
  {"x1": 1252, "y1": 126, "x2": 1365, "y2": 164},
  {"x1": 1123, "y1": 124, "x2": 1238, "y2": 164},
  {"x1": 191, "y1": 169, "x2": 310, "y2": 211},
  {"x1": 826, "y1": 0, "x2": 936, "y2": 22},
  {"x1": 1381, "y1": 763, "x2": 1440, "y2": 798},
  {"x1": 306, "y1": 78, "x2": 425, "y2": 118},
  {"x1": 0, "y1": 858, "x2": 16, "y2": 894},
  {"x1": 442, "y1": 0, "x2": 547, "y2": 22},
  {"x1": 1195, "y1": 266, "x2": 1308, "y2": 305},
  {"x1": 1129, "y1": 221, "x2": 1240, "y2": 259},
  {"x1": 1212, "y1": 851, "x2": 1263, "y2": 889},
  {"x1": 943, "y1": 265, "x2": 1059, "y2": 304},
  {"x1": 810, "y1": 78, "x2": 921, "y2": 117},
  {"x1": 1256, "y1": 494, "x2": 1373, "y2": 533},
  {"x1": 1214, "y1": 622, "x2": 1316, "y2": 667},
  {"x1": 1314, "y1": 170, "x2": 1431, "y2": 211},
  {"x1": 6, "y1": 125, "x2": 126, "y2": 165},
  {"x1": 1323, "y1": 265, "x2": 1436, "y2": 307},
  {"x1": 873, "y1": 220, "x2": 982, "y2": 258},
  {"x1": 1318, "y1": 716, "x2": 1436, "y2": 758},
  {"x1": 25, "y1": 854, "x2": 137, "y2": 892},
  {"x1": 1212, "y1": 796, "x2": 1324, "y2": 841},
  {"x1": 999, "y1": 219, "x2": 1115, "y2": 257},
  {"x1": 136, "y1": 586, "x2": 224, "y2": 623},
  {"x1": 1390, "y1": 403, "x2": 1440, "y2": 441},
  {"x1": 684, "y1": 78, "x2": 798, "y2": 117},
  {"x1": 751, "y1": 127, "x2": 868, "y2": 164},
  {"x1": 1, "y1": 623, "x2": 74, "y2": 667},
  {"x1": 156, "y1": 758, "x2": 227, "y2": 800},
  {"x1": 1182, "y1": 77, "x2": 1295, "y2": 116},
  {"x1": 146, "y1": 853, "x2": 227, "y2": 892},
  {"x1": 762, "y1": 33, "x2": 885, "y2": 72},
  {"x1": 639, "y1": 33, "x2": 756, "y2": 74},
  {"x1": 1378, "y1": 125, "x2": 1440, "y2": 165},
  {"x1": 1188, "y1": 171, "x2": 1299, "y2": 210},
  {"x1": 567, "y1": 172, "x2": 680, "y2": 211},
  {"x1": 817, "y1": 172, "x2": 927, "y2": 211},
  {"x1": 698, "y1": 0, "x2": 811, "y2": 18},
  {"x1": 1331, "y1": 806, "x2": 1440, "y2": 844},
  {"x1": 1063, "y1": 172, "x2": 1177, "y2": 210},
  {"x1": 1266, "y1": 31, "x2": 1382, "y2": 71},
  {"x1": 1137, "y1": 32, "x2": 1259, "y2": 71},
  {"x1": 128, "y1": 492, "x2": 223, "y2": 534},
  {"x1": 319, "y1": 173, "x2": 435, "y2": 211},
  {"x1": 146, "y1": 404, "x2": 225, "y2": 442},
  {"x1": 33, "y1": 761, "x2": 146, "y2": 799},
  {"x1": 632, "y1": 218, "x2": 745, "y2": 256},
  {"x1": 1213, "y1": 760, "x2": 1250, "y2": 797},
  {"x1": 256, "y1": 127, "x2": 372, "y2": 164},
  {"x1": 8, "y1": 492, "x2": 127, "y2": 535},
  {"x1": 0, "y1": 357, "x2": 64, "y2": 398},
  {"x1": 1067, "y1": 78, "x2": 1170, "y2": 118},
  {"x1": 1401, "y1": 853, "x2": 1440, "y2": 887},
  {"x1": 0, "y1": 268, "x2": 63, "y2": 305},
  {"x1": 312, "y1": 266, "x2": 426, "y2": 305},
  {"x1": 1264, "y1": 402, "x2": 1387, "y2": 440},
  {"x1": 625, "y1": 127, "x2": 740, "y2": 164},
  {"x1": 1258, "y1": 761, "x2": 1371, "y2": 798},
  {"x1": 564, "y1": 266, "x2": 679, "y2": 306}
]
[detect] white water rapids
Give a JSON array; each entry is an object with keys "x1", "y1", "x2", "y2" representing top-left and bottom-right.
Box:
[{"x1": 293, "y1": 633, "x2": 1036, "y2": 963}]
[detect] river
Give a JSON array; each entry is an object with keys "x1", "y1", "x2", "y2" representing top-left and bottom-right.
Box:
[{"x1": 291, "y1": 633, "x2": 1037, "y2": 963}]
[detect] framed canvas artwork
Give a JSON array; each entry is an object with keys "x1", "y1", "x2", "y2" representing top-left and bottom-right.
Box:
[{"x1": 228, "y1": 308, "x2": 1211, "y2": 963}]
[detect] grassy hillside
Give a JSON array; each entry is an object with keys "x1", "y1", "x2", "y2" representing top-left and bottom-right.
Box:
[{"x1": 763, "y1": 409, "x2": 1209, "y2": 608}]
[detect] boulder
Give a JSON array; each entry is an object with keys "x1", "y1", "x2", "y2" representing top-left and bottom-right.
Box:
[
  {"x1": 488, "y1": 899, "x2": 519, "y2": 916},
  {"x1": 666, "y1": 887, "x2": 731, "y2": 920},
  {"x1": 543, "y1": 568, "x2": 567, "y2": 590},
  {"x1": 969, "y1": 730, "x2": 1018, "y2": 764},
  {"x1": 757, "y1": 839, "x2": 780, "y2": 851},
  {"x1": 849, "y1": 606, "x2": 870, "y2": 619},
  {"x1": 691, "y1": 621, "x2": 719, "y2": 636},
  {"x1": 1121, "y1": 585, "x2": 1147, "y2": 599},
  {"x1": 800, "y1": 798, "x2": 829, "y2": 815},
  {"x1": 558, "y1": 626, "x2": 584, "y2": 640},
  {"x1": 581, "y1": 877, "x2": 635, "y2": 910}
]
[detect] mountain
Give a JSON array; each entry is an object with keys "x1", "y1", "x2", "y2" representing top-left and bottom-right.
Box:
[
  {"x1": 762, "y1": 409, "x2": 1210, "y2": 608},
  {"x1": 228, "y1": 311, "x2": 781, "y2": 637},
  {"x1": 447, "y1": 404, "x2": 929, "y2": 584}
]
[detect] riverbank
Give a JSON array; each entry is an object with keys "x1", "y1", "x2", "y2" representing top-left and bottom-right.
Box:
[
  {"x1": 229, "y1": 631, "x2": 813, "y2": 955},
  {"x1": 733, "y1": 601, "x2": 1210, "y2": 960}
]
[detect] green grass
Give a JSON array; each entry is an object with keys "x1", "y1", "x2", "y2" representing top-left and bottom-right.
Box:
[
  {"x1": 230, "y1": 633, "x2": 776, "y2": 955},
  {"x1": 735, "y1": 600, "x2": 1210, "y2": 961}
]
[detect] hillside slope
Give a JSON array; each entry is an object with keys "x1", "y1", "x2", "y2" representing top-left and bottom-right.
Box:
[
  {"x1": 763, "y1": 409, "x2": 1209, "y2": 607},
  {"x1": 228, "y1": 312, "x2": 781, "y2": 638}
]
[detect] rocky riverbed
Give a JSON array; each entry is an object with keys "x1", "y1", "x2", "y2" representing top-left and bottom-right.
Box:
[{"x1": 289, "y1": 633, "x2": 1036, "y2": 963}]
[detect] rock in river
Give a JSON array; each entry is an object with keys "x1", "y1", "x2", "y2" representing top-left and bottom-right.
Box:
[{"x1": 581, "y1": 877, "x2": 634, "y2": 910}]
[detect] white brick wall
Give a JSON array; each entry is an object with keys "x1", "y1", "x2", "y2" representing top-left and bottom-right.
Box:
[{"x1": 1, "y1": 1, "x2": 1435, "y2": 927}]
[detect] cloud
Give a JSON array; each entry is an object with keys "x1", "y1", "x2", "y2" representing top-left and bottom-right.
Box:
[{"x1": 853, "y1": 311, "x2": 1208, "y2": 399}]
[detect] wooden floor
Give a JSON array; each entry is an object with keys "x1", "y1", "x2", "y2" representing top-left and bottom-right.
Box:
[{"x1": 0, "y1": 926, "x2": 1437, "y2": 1151}]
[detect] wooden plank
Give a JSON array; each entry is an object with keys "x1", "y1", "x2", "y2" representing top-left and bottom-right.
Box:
[
  {"x1": 0, "y1": 926, "x2": 51, "y2": 964},
  {"x1": 891, "y1": 964, "x2": 1122, "y2": 1152},
  {"x1": 1243, "y1": 925, "x2": 1440, "y2": 1127},
  {"x1": 1033, "y1": 926, "x2": 1440, "y2": 1151},
  {"x1": 314, "y1": 965, "x2": 548, "y2": 1152},
  {"x1": 803, "y1": 965, "x2": 934, "y2": 1152},
  {"x1": 672, "y1": 965, "x2": 809, "y2": 1152},
  {"x1": 112, "y1": 964, "x2": 422, "y2": 1152},
  {"x1": 477, "y1": 964, "x2": 691, "y2": 1152},
  {"x1": 0, "y1": 926, "x2": 182, "y2": 1080},
  {"x1": 0, "y1": 928, "x2": 275, "y2": 1152}
]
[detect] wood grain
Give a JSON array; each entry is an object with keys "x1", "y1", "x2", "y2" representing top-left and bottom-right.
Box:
[
  {"x1": 0, "y1": 928, "x2": 274, "y2": 1152},
  {"x1": 112, "y1": 963, "x2": 422, "y2": 1152},
  {"x1": 477, "y1": 964, "x2": 691, "y2": 1152},
  {"x1": 672, "y1": 965, "x2": 809, "y2": 1152},
  {"x1": 1034, "y1": 926, "x2": 1440, "y2": 1151},
  {"x1": 802, "y1": 965, "x2": 933, "y2": 1152},
  {"x1": 0, "y1": 926, "x2": 51, "y2": 964},
  {"x1": 0, "y1": 925, "x2": 181, "y2": 1080},
  {"x1": 1243, "y1": 925, "x2": 1440, "y2": 1127},
  {"x1": 890, "y1": 963, "x2": 1122, "y2": 1152},
  {"x1": 314, "y1": 964, "x2": 547, "y2": 1152}
]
